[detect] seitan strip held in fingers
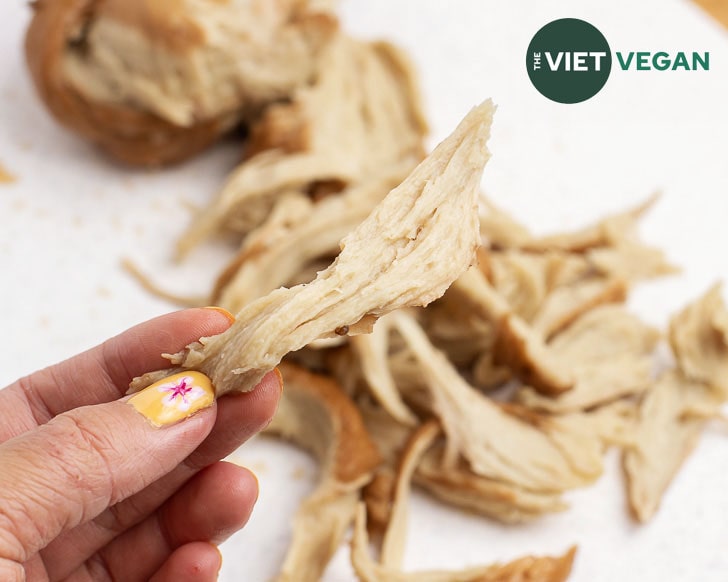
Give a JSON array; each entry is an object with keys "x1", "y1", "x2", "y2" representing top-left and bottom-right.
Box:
[{"x1": 129, "y1": 100, "x2": 494, "y2": 396}]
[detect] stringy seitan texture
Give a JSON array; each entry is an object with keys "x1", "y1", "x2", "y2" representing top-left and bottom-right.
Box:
[
  {"x1": 265, "y1": 362, "x2": 380, "y2": 582},
  {"x1": 350, "y1": 422, "x2": 576, "y2": 582},
  {"x1": 129, "y1": 101, "x2": 493, "y2": 396},
  {"x1": 359, "y1": 400, "x2": 569, "y2": 526},
  {"x1": 237, "y1": 192, "x2": 725, "y2": 578},
  {"x1": 143, "y1": 153, "x2": 723, "y2": 579},
  {"x1": 516, "y1": 305, "x2": 659, "y2": 413},
  {"x1": 124, "y1": 151, "x2": 727, "y2": 579},
  {"x1": 177, "y1": 32, "x2": 427, "y2": 257},
  {"x1": 389, "y1": 311, "x2": 605, "y2": 492}
]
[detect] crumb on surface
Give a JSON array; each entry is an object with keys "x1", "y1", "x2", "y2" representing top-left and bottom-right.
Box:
[
  {"x1": 250, "y1": 460, "x2": 268, "y2": 474},
  {"x1": 0, "y1": 162, "x2": 16, "y2": 184},
  {"x1": 291, "y1": 466, "x2": 307, "y2": 480}
]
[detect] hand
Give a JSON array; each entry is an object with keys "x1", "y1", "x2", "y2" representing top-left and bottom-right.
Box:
[{"x1": 0, "y1": 308, "x2": 281, "y2": 581}]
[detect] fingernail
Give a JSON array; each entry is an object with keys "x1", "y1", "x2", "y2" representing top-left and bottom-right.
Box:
[
  {"x1": 273, "y1": 367, "x2": 284, "y2": 393},
  {"x1": 214, "y1": 544, "x2": 224, "y2": 576},
  {"x1": 128, "y1": 371, "x2": 215, "y2": 427},
  {"x1": 203, "y1": 306, "x2": 236, "y2": 324},
  {"x1": 248, "y1": 469, "x2": 261, "y2": 504}
]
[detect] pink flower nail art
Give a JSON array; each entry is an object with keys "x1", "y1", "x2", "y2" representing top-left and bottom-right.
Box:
[{"x1": 156, "y1": 376, "x2": 206, "y2": 412}]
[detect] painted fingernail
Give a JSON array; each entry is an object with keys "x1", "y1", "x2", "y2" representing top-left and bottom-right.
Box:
[
  {"x1": 128, "y1": 371, "x2": 215, "y2": 427},
  {"x1": 203, "y1": 306, "x2": 236, "y2": 324}
]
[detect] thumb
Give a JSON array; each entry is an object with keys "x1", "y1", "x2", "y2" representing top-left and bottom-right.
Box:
[{"x1": 0, "y1": 372, "x2": 217, "y2": 565}]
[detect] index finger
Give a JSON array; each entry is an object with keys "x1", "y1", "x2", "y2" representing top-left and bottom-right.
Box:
[{"x1": 1, "y1": 307, "x2": 234, "y2": 436}]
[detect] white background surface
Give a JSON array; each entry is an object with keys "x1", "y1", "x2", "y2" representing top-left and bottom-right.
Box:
[{"x1": 1, "y1": 1, "x2": 728, "y2": 580}]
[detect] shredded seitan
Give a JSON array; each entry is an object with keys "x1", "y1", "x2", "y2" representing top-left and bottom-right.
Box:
[
  {"x1": 624, "y1": 287, "x2": 728, "y2": 522},
  {"x1": 518, "y1": 305, "x2": 659, "y2": 413},
  {"x1": 177, "y1": 34, "x2": 427, "y2": 256},
  {"x1": 351, "y1": 503, "x2": 577, "y2": 582},
  {"x1": 623, "y1": 371, "x2": 721, "y2": 522},
  {"x1": 669, "y1": 283, "x2": 728, "y2": 397},
  {"x1": 265, "y1": 362, "x2": 380, "y2": 582},
  {"x1": 129, "y1": 101, "x2": 492, "y2": 396},
  {"x1": 390, "y1": 311, "x2": 603, "y2": 491}
]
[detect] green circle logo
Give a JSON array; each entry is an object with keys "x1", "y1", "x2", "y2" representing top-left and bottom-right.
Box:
[{"x1": 526, "y1": 18, "x2": 612, "y2": 104}]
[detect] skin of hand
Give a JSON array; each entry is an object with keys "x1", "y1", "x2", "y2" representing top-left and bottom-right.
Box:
[{"x1": 0, "y1": 308, "x2": 282, "y2": 581}]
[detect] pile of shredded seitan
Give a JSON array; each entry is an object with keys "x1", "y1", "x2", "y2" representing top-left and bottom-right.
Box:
[
  {"x1": 25, "y1": 1, "x2": 728, "y2": 580},
  {"x1": 167, "y1": 71, "x2": 727, "y2": 582}
]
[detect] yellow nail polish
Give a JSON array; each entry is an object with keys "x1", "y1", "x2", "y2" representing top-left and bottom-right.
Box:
[
  {"x1": 203, "y1": 306, "x2": 236, "y2": 324},
  {"x1": 128, "y1": 371, "x2": 215, "y2": 427}
]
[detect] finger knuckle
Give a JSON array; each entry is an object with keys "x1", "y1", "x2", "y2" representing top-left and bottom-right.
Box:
[
  {"x1": 46, "y1": 412, "x2": 119, "y2": 508},
  {"x1": 84, "y1": 553, "x2": 115, "y2": 582},
  {"x1": 96, "y1": 495, "x2": 144, "y2": 535},
  {"x1": 0, "y1": 558, "x2": 26, "y2": 582}
]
